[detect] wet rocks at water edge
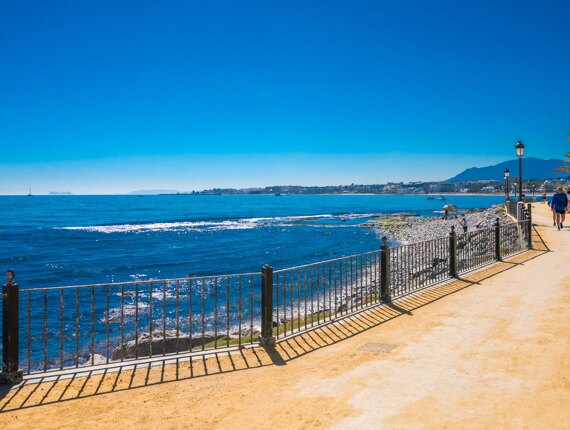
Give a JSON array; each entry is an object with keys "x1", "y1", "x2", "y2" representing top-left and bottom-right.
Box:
[
  {"x1": 111, "y1": 330, "x2": 225, "y2": 360},
  {"x1": 86, "y1": 353, "x2": 108, "y2": 366},
  {"x1": 367, "y1": 206, "x2": 508, "y2": 244}
]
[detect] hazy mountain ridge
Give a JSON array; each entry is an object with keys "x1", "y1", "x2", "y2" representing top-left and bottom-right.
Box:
[
  {"x1": 448, "y1": 158, "x2": 567, "y2": 181},
  {"x1": 124, "y1": 158, "x2": 568, "y2": 195}
]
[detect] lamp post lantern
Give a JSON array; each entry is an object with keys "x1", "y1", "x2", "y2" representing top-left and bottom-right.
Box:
[
  {"x1": 504, "y1": 168, "x2": 510, "y2": 201},
  {"x1": 515, "y1": 140, "x2": 525, "y2": 202}
]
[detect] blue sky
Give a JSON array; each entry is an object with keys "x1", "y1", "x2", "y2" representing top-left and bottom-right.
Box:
[{"x1": 1, "y1": 0, "x2": 569, "y2": 194}]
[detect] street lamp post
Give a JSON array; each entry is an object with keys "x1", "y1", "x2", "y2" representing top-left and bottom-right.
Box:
[
  {"x1": 504, "y1": 168, "x2": 510, "y2": 201},
  {"x1": 516, "y1": 140, "x2": 525, "y2": 202}
]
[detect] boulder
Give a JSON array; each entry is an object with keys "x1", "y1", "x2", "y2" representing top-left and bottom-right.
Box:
[{"x1": 86, "y1": 353, "x2": 108, "y2": 366}]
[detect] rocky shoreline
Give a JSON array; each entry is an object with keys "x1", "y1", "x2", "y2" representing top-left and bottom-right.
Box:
[
  {"x1": 363, "y1": 205, "x2": 509, "y2": 244},
  {"x1": 98, "y1": 205, "x2": 515, "y2": 365}
]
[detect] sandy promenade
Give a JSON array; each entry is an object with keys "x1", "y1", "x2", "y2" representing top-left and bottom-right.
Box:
[{"x1": 1, "y1": 203, "x2": 569, "y2": 429}]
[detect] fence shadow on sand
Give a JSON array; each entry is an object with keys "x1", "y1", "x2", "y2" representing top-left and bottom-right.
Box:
[{"x1": 0, "y1": 247, "x2": 546, "y2": 413}]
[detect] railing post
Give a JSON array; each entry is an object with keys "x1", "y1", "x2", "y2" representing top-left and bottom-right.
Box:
[
  {"x1": 259, "y1": 265, "x2": 275, "y2": 347},
  {"x1": 527, "y1": 203, "x2": 533, "y2": 250},
  {"x1": 516, "y1": 202, "x2": 524, "y2": 221},
  {"x1": 1, "y1": 269, "x2": 23, "y2": 385},
  {"x1": 380, "y1": 237, "x2": 391, "y2": 302},
  {"x1": 495, "y1": 218, "x2": 501, "y2": 261},
  {"x1": 449, "y1": 226, "x2": 458, "y2": 277}
]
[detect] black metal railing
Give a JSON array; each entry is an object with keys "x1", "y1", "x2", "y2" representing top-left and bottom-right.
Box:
[
  {"x1": 506, "y1": 200, "x2": 518, "y2": 219},
  {"x1": 15, "y1": 273, "x2": 260, "y2": 375},
  {"x1": 500, "y1": 220, "x2": 530, "y2": 257},
  {"x1": 272, "y1": 251, "x2": 381, "y2": 340},
  {"x1": 1, "y1": 205, "x2": 534, "y2": 382},
  {"x1": 506, "y1": 200, "x2": 533, "y2": 226},
  {"x1": 456, "y1": 226, "x2": 496, "y2": 273},
  {"x1": 390, "y1": 236, "x2": 449, "y2": 298}
]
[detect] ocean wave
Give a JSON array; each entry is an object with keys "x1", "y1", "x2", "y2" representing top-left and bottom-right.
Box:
[
  {"x1": 56, "y1": 212, "x2": 385, "y2": 234},
  {"x1": 59, "y1": 220, "x2": 259, "y2": 233}
]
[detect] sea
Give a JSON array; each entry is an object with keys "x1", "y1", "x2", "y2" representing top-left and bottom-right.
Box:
[
  {"x1": 0, "y1": 194, "x2": 505, "y2": 371},
  {"x1": 1, "y1": 194, "x2": 505, "y2": 289}
]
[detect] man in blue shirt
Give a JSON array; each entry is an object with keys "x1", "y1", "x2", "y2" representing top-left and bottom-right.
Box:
[{"x1": 551, "y1": 187, "x2": 569, "y2": 230}]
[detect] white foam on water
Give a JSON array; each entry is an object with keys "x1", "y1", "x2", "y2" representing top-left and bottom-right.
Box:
[
  {"x1": 56, "y1": 212, "x2": 384, "y2": 234},
  {"x1": 58, "y1": 219, "x2": 260, "y2": 234}
]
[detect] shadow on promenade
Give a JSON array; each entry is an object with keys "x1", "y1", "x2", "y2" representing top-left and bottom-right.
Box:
[
  {"x1": 531, "y1": 225, "x2": 550, "y2": 252},
  {"x1": 0, "y1": 248, "x2": 546, "y2": 413}
]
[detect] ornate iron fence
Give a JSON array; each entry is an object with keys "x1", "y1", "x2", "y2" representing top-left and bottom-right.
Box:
[
  {"x1": 456, "y1": 227, "x2": 496, "y2": 273},
  {"x1": 506, "y1": 200, "x2": 518, "y2": 219},
  {"x1": 272, "y1": 251, "x2": 381, "y2": 340},
  {"x1": 390, "y1": 237, "x2": 449, "y2": 299},
  {"x1": 1, "y1": 205, "x2": 534, "y2": 381},
  {"x1": 15, "y1": 273, "x2": 260, "y2": 375}
]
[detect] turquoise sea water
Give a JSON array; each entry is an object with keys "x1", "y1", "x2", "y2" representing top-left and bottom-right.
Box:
[{"x1": 0, "y1": 194, "x2": 504, "y2": 288}]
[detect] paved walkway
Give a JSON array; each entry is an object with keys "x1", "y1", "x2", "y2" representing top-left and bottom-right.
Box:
[{"x1": 1, "y1": 203, "x2": 569, "y2": 429}]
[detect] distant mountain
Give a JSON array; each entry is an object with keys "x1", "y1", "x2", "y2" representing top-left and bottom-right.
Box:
[
  {"x1": 48, "y1": 191, "x2": 73, "y2": 195},
  {"x1": 448, "y1": 158, "x2": 568, "y2": 181}
]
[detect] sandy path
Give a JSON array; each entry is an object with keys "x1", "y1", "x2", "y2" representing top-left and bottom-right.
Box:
[{"x1": 1, "y1": 203, "x2": 569, "y2": 429}]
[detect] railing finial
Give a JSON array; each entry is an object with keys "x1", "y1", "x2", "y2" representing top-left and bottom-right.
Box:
[{"x1": 6, "y1": 269, "x2": 15, "y2": 285}]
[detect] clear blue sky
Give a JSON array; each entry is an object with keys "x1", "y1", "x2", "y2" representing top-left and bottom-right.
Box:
[{"x1": 1, "y1": 0, "x2": 569, "y2": 194}]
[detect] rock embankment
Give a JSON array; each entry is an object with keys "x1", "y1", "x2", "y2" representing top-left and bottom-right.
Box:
[{"x1": 368, "y1": 206, "x2": 507, "y2": 244}]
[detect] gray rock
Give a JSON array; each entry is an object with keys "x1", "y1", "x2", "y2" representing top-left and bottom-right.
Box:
[
  {"x1": 86, "y1": 353, "x2": 108, "y2": 365},
  {"x1": 111, "y1": 330, "x2": 225, "y2": 360},
  {"x1": 230, "y1": 327, "x2": 261, "y2": 338},
  {"x1": 375, "y1": 206, "x2": 508, "y2": 245}
]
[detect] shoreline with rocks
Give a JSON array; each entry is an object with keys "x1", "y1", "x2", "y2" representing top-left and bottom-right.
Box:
[
  {"x1": 93, "y1": 205, "x2": 519, "y2": 366},
  {"x1": 363, "y1": 205, "x2": 509, "y2": 245}
]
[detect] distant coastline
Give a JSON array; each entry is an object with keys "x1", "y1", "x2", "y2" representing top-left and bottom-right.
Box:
[
  {"x1": 2, "y1": 191, "x2": 540, "y2": 197},
  {"x1": 156, "y1": 192, "x2": 507, "y2": 197}
]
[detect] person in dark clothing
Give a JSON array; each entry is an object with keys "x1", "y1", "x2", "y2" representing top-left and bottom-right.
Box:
[
  {"x1": 460, "y1": 217, "x2": 468, "y2": 233},
  {"x1": 551, "y1": 187, "x2": 568, "y2": 230}
]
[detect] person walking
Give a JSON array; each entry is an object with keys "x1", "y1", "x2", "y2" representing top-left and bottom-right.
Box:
[
  {"x1": 542, "y1": 192, "x2": 547, "y2": 204},
  {"x1": 549, "y1": 197, "x2": 556, "y2": 226},
  {"x1": 460, "y1": 216, "x2": 468, "y2": 233},
  {"x1": 551, "y1": 187, "x2": 568, "y2": 230}
]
